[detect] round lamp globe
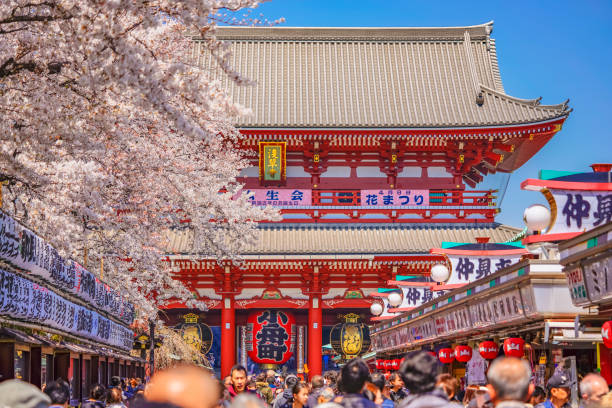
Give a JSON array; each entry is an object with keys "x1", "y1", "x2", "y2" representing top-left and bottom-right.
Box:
[
  {"x1": 523, "y1": 204, "x2": 551, "y2": 232},
  {"x1": 431, "y1": 264, "x2": 450, "y2": 283}
]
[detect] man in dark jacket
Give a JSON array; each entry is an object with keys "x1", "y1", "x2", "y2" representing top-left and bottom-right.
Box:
[
  {"x1": 305, "y1": 375, "x2": 324, "y2": 408},
  {"x1": 336, "y1": 358, "x2": 377, "y2": 408},
  {"x1": 273, "y1": 375, "x2": 299, "y2": 408},
  {"x1": 398, "y1": 351, "x2": 459, "y2": 408}
]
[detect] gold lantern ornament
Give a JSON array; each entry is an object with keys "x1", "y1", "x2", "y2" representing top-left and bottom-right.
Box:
[{"x1": 329, "y1": 313, "x2": 371, "y2": 360}]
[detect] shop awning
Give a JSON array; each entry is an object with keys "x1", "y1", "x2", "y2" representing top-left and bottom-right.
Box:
[{"x1": 0, "y1": 327, "x2": 42, "y2": 344}]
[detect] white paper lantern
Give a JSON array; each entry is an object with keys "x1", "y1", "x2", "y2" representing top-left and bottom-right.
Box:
[
  {"x1": 387, "y1": 292, "x2": 402, "y2": 307},
  {"x1": 523, "y1": 204, "x2": 551, "y2": 232},
  {"x1": 370, "y1": 302, "x2": 383, "y2": 316},
  {"x1": 431, "y1": 264, "x2": 450, "y2": 283}
]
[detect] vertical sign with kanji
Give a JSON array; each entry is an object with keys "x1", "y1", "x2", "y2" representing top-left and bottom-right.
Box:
[{"x1": 259, "y1": 141, "x2": 286, "y2": 182}]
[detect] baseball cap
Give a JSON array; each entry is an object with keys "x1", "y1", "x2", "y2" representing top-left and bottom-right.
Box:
[{"x1": 547, "y1": 374, "x2": 572, "y2": 389}]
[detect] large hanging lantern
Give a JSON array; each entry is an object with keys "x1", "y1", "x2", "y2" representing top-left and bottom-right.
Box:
[
  {"x1": 454, "y1": 345, "x2": 473, "y2": 363},
  {"x1": 479, "y1": 341, "x2": 499, "y2": 360},
  {"x1": 438, "y1": 348, "x2": 455, "y2": 364},
  {"x1": 602, "y1": 321, "x2": 612, "y2": 348},
  {"x1": 330, "y1": 313, "x2": 371, "y2": 359},
  {"x1": 174, "y1": 313, "x2": 213, "y2": 354},
  {"x1": 503, "y1": 338, "x2": 525, "y2": 358},
  {"x1": 247, "y1": 310, "x2": 295, "y2": 365}
]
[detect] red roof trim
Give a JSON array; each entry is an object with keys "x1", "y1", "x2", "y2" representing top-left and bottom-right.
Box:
[
  {"x1": 522, "y1": 232, "x2": 582, "y2": 244},
  {"x1": 521, "y1": 178, "x2": 612, "y2": 192},
  {"x1": 429, "y1": 247, "x2": 528, "y2": 256}
]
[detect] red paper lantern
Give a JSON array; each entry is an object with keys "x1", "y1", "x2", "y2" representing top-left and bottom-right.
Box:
[
  {"x1": 479, "y1": 341, "x2": 499, "y2": 360},
  {"x1": 375, "y1": 359, "x2": 383, "y2": 370},
  {"x1": 438, "y1": 348, "x2": 455, "y2": 364},
  {"x1": 384, "y1": 360, "x2": 392, "y2": 369},
  {"x1": 503, "y1": 338, "x2": 525, "y2": 358},
  {"x1": 391, "y1": 359, "x2": 400, "y2": 370},
  {"x1": 454, "y1": 345, "x2": 473, "y2": 363},
  {"x1": 247, "y1": 310, "x2": 295, "y2": 365},
  {"x1": 602, "y1": 321, "x2": 612, "y2": 348}
]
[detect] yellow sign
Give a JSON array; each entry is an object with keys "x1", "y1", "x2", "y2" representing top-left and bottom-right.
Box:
[
  {"x1": 341, "y1": 324, "x2": 363, "y2": 355},
  {"x1": 259, "y1": 142, "x2": 286, "y2": 181}
]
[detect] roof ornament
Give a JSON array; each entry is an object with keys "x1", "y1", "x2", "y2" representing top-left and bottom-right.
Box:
[{"x1": 476, "y1": 91, "x2": 485, "y2": 106}]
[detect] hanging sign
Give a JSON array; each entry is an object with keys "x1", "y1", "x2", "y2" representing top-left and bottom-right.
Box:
[
  {"x1": 546, "y1": 190, "x2": 611, "y2": 234},
  {"x1": 259, "y1": 141, "x2": 286, "y2": 182},
  {"x1": 360, "y1": 190, "x2": 429, "y2": 207},
  {"x1": 244, "y1": 189, "x2": 312, "y2": 206},
  {"x1": 0, "y1": 211, "x2": 133, "y2": 324},
  {"x1": 0, "y1": 267, "x2": 133, "y2": 350},
  {"x1": 247, "y1": 310, "x2": 295, "y2": 365}
]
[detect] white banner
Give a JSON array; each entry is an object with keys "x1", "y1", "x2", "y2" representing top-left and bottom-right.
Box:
[{"x1": 548, "y1": 189, "x2": 612, "y2": 234}]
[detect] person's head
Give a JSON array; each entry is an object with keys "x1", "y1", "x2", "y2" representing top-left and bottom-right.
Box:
[
  {"x1": 267, "y1": 376, "x2": 275, "y2": 386},
  {"x1": 145, "y1": 365, "x2": 219, "y2": 408},
  {"x1": 266, "y1": 369, "x2": 276, "y2": 379},
  {"x1": 230, "y1": 364, "x2": 248, "y2": 393},
  {"x1": 285, "y1": 375, "x2": 299, "y2": 390},
  {"x1": 547, "y1": 373, "x2": 572, "y2": 406},
  {"x1": 436, "y1": 373, "x2": 459, "y2": 400},
  {"x1": 0, "y1": 379, "x2": 51, "y2": 408},
  {"x1": 247, "y1": 379, "x2": 257, "y2": 391},
  {"x1": 311, "y1": 375, "x2": 324, "y2": 390},
  {"x1": 580, "y1": 373, "x2": 609, "y2": 407},
  {"x1": 370, "y1": 372, "x2": 386, "y2": 393},
  {"x1": 398, "y1": 351, "x2": 436, "y2": 395},
  {"x1": 324, "y1": 371, "x2": 338, "y2": 386},
  {"x1": 108, "y1": 387, "x2": 123, "y2": 404},
  {"x1": 256, "y1": 373, "x2": 266, "y2": 383},
  {"x1": 486, "y1": 357, "x2": 533, "y2": 404},
  {"x1": 529, "y1": 386, "x2": 546, "y2": 406},
  {"x1": 90, "y1": 383, "x2": 105, "y2": 401},
  {"x1": 318, "y1": 387, "x2": 335, "y2": 404},
  {"x1": 44, "y1": 379, "x2": 70, "y2": 407},
  {"x1": 340, "y1": 358, "x2": 370, "y2": 394},
  {"x1": 293, "y1": 383, "x2": 309, "y2": 406},
  {"x1": 224, "y1": 376, "x2": 232, "y2": 388},
  {"x1": 389, "y1": 372, "x2": 404, "y2": 391},
  {"x1": 111, "y1": 376, "x2": 122, "y2": 387}
]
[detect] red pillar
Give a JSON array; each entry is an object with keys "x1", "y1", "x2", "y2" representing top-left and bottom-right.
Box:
[
  {"x1": 308, "y1": 294, "x2": 323, "y2": 376},
  {"x1": 221, "y1": 295, "x2": 235, "y2": 378}
]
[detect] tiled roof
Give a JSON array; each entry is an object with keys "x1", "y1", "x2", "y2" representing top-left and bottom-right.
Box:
[
  {"x1": 165, "y1": 223, "x2": 521, "y2": 256},
  {"x1": 192, "y1": 22, "x2": 570, "y2": 128}
]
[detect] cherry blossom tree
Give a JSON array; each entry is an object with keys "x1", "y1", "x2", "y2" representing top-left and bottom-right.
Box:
[{"x1": 0, "y1": 0, "x2": 280, "y2": 319}]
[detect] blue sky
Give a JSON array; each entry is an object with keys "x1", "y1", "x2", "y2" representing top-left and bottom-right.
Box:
[{"x1": 240, "y1": 0, "x2": 612, "y2": 227}]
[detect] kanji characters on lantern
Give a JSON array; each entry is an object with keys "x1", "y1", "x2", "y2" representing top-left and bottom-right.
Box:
[
  {"x1": 503, "y1": 338, "x2": 525, "y2": 358},
  {"x1": 247, "y1": 310, "x2": 295, "y2": 365},
  {"x1": 454, "y1": 345, "x2": 473, "y2": 363},
  {"x1": 438, "y1": 348, "x2": 455, "y2": 364},
  {"x1": 479, "y1": 341, "x2": 499, "y2": 360}
]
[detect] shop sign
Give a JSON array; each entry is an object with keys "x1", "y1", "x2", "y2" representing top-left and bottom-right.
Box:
[
  {"x1": 547, "y1": 190, "x2": 612, "y2": 234},
  {"x1": 466, "y1": 350, "x2": 487, "y2": 385},
  {"x1": 360, "y1": 190, "x2": 429, "y2": 207},
  {"x1": 0, "y1": 267, "x2": 133, "y2": 350},
  {"x1": 244, "y1": 189, "x2": 312, "y2": 206},
  {"x1": 259, "y1": 141, "x2": 286, "y2": 181},
  {"x1": 447, "y1": 254, "x2": 523, "y2": 284},
  {"x1": 0, "y1": 212, "x2": 133, "y2": 324},
  {"x1": 582, "y1": 255, "x2": 612, "y2": 304},
  {"x1": 565, "y1": 266, "x2": 589, "y2": 305}
]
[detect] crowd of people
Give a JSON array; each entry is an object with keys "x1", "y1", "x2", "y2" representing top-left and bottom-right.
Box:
[{"x1": 0, "y1": 351, "x2": 611, "y2": 408}]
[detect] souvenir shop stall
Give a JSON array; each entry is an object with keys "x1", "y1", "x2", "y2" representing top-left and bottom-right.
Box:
[{"x1": 0, "y1": 211, "x2": 142, "y2": 404}]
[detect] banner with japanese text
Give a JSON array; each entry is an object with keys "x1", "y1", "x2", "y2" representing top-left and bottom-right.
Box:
[
  {"x1": 547, "y1": 189, "x2": 611, "y2": 234},
  {"x1": 258, "y1": 142, "x2": 286, "y2": 181},
  {"x1": 360, "y1": 190, "x2": 429, "y2": 207},
  {"x1": 245, "y1": 189, "x2": 312, "y2": 206}
]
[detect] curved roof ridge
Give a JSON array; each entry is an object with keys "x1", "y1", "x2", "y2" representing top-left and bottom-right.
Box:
[{"x1": 480, "y1": 85, "x2": 570, "y2": 111}]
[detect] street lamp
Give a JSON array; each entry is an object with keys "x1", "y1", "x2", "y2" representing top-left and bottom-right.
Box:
[
  {"x1": 387, "y1": 292, "x2": 402, "y2": 308},
  {"x1": 431, "y1": 264, "x2": 450, "y2": 283},
  {"x1": 523, "y1": 204, "x2": 551, "y2": 233},
  {"x1": 370, "y1": 302, "x2": 383, "y2": 316}
]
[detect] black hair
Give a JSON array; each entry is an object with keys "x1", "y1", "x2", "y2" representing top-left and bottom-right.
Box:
[
  {"x1": 370, "y1": 372, "x2": 386, "y2": 392},
  {"x1": 311, "y1": 375, "x2": 324, "y2": 389},
  {"x1": 399, "y1": 351, "x2": 437, "y2": 394},
  {"x1": 90, "y1": 383, "x2": 106, "y2": 400},
  {"x1": 389, "y1": 373, "x2": 402, "y2": 382},
  {"x1": 44, "y1": 379, "x2": 70, "y2": 404},
  {"x1": 340, "y1": 358, "x2": 370, "y2": 394},
  {"x1": 111, "y1": 376, "x2": 121, "y2": 387},
  {"x1": 230, "y1": 364, "x2": 247, "y2": 377},
  {"x1": 293, "y1": 382, "x2": 308, "y2": 396},
  {"x1": 285, "y1": 375, "x2": 299, "y2": 389},
  {"x1": 533, "y1": 386, "x2": 546, "y2": 399}
]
